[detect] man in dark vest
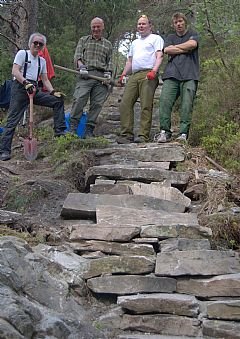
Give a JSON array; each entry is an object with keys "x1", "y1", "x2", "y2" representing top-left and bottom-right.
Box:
[
  {"x1": 156, "y1": 12, "x2": 199, "y2": 143},
  {"x1": 0, "y1": 32, "x2": 65, "y2": 161}
]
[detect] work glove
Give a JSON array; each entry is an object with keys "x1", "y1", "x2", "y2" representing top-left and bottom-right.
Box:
[
  {"x1": 50, "y1": 90, "x2": 66, "y2": 98},
  {"x1": 23, "y1": 80, "x2": 35, "y2": 94},
  {"x1": 118, "y1": 73, "x2": 126, "y2": 86},
  {"x1": 79, "y1": 64, "x2": 89, "y2": 79},
  {"x1": 103, "y1": 71, "x2": 112, "y2": 79},
  {"x1": 146, "y1": 70, "x2": 156, "y2": 80}
]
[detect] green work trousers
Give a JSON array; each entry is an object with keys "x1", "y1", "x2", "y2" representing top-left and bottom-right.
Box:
[
  {"x1": 70, "y1": 76, "x2": 108, "y2": 128},
  {"x1": 119, "y1": 70, "x2": 159, "y2": 140},
  {"x1": 159, "y1": 79, "x2": 198, "y2": 135}
]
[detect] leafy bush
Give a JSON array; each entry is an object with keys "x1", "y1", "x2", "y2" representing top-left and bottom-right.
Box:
[{"x1": 202, "y1": 122, "x2": 240, "y2": 173}]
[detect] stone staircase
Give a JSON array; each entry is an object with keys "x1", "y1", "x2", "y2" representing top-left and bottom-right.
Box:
[{"x1": 61, "y1": 142, "x2": 240, "y2": 339}]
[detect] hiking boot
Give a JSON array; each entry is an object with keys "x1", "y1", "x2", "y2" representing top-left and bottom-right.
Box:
[
  {"x1": 84, "y1": 125, "x2": 95, "y2": 138},
  {"x1": 134, "y1": 136, "x2": 148, "y2": 144},
  {"x1": 116, "y1": 135, "x2": 134, "y2": 144},
  {"x1": 155, "y1": 130, "x2": 171, "y2": 143},
  {"x1": 176, "y1": 133, "x2": 187, "y2": 142},
  {"x1": 0, "y1": 151, "x2": 11, "y2": 161}
]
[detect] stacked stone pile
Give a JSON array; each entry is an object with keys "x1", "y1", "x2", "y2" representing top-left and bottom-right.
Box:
[{"x1": 61, "y1": 142, "x2": 240, "y2": 339}]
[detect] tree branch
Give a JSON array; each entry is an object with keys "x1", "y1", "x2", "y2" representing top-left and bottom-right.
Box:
[
  {"x1": 0, "y1": 32, "x2": 20, "y2": 49},
  {"x1": 203, "y1": 0, "x2": 228, "y2": 69}
]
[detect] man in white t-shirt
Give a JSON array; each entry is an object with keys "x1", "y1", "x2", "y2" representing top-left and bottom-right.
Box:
[
  {"x1": 117, "y1": 15, "x2": 164, "y2": 144},
  {"x1": 0, "y1": 32, "x2": 66, "y2": 161}
]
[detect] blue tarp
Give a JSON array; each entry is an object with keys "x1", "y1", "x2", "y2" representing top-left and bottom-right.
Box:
[{"x1": 0, "y1": 80, "x2": 12, "y2": 109}]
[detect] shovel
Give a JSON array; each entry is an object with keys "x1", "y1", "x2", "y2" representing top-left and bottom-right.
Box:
[{"x1": 23, "y1": 91, "x2": 38, "y2": 161}]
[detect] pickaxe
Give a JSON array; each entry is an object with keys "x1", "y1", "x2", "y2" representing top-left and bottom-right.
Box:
[{"x1": 54, "y1": 64, "x2": 117, "y2": 87}]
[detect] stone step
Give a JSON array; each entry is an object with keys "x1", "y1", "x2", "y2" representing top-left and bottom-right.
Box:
[
  {"x1": 202, "y1": 319, "x2": 240, "y2": 338},
  {"x1": 87, "y1": 275, "x2": 176, "y2": 295},
  {"x1": 83, "y1": 255, "x2": 155, "y2": 279},
  {"x1": 155, "y1": 250, "x2": 240, "y2": 277},
  {"x1": 95, "y1": 205, "x2": 211, "y2": 240},
  {"x1": 128, "y1": 183, "x2": 191, "y2": 208},
  {"x1": 159, "y1": 238, "x2": 211, "y2": 252},
  {"x1": 92, "y1": 143, "x2": 185, "y2": 163},
  {"x1": 91, "y1": 181, "x2": 191, "y2": 208},
  {"x1": 118, "y1": 335, "x2": 204, "y2": 339},
  {"x1": 70, "y1": 225, "x2": 140, "y2": 242},
  {"x1": 141, "y1": 224, "x2": 211, "y2": 240},
  {"x1": 177, "y1": 273, "x2": 240, "y2": 297},
  {"x1": 206, "y1": 299, "x2": 240, "y2": 321},
  {"x1": 96, "y1": 205, "x2": 199, "y2": 227},
  {"x1": 98, "y1": 313, "x2": 201, "y2": 337},
  {"x1": 85, "y1": 164, "x2": 190, "y2": 189},
  {"x1": 69, "y1": 240, "x2": 155, "y2": 256},
  {"x1": 61, "y1": 193, "x2": 186, "y2": 219},
  {"x1": 117, "y1": 293, "x2": 199, "y2": 317}
]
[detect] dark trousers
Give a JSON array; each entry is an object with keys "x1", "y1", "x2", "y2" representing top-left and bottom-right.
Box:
[
  {"x1": 0, "y1": 81, "x2": 66, "y2": 153},
  {"x1": 70, "y1": 71, "x2": 108, "y2": 129},
  {"x1": 159, "y1": 79, "x2": 198, "y2": 136}
]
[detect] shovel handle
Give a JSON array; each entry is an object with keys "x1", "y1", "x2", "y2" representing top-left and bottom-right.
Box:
[
  {"x1": 54, "y1": 64, "x2": 115, "y2": 86},
  {"x1": 28, "y1": 91, "x2": 35, "y2": 139}
]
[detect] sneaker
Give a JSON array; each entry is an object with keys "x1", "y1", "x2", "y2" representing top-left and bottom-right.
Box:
[
  {"x1": 84, "y1": 125, "x2": 95, "y2": 138},
  {"x1": 134, "y1": 136, "x2": 148, "y2": 144},
  {"x1": 176, "y1": 133, "x2": 187, "y2": 142},
  {"x1": 116, "y1": 135, "x2": 134, "y2": 144},
  {"x1": 0, "y1": 151, "x2": 11, "y2": 161},
  {"x1": 155, "y1": 130, "x2": 171, "y2": 143}
]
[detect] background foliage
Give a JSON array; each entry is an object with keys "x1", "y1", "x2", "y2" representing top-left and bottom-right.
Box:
[{"x1": 0, "y1": 0, "x2": 240, "y2": 173}]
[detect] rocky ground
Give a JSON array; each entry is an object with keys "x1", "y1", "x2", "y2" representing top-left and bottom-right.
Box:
[{"x1": 0, "y1": 85, "x2": 240, "y2": 338}]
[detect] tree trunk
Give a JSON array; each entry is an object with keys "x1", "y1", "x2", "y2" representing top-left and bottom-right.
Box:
[{"x1": 12, "y1": 0, "x2": 38, "y2": 49}]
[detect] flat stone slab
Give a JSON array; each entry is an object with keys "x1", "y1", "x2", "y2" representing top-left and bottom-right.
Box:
[
  {"x1": 207, "y1": 300, "x2": 240, "y2": 320},
  {"x1": 85, "y1": 165, "x2": 190, "y2": 188},
  {"x1": 92, "y1": 144, "x2": 185, "y2": 163},
  {"x1": 129, "y1": 183, "x2": 191, "y2": 208},
  {"x1": 87, "y1": 275, "x2": 176, "y2": 295},
  {"x1": 118, "y1": 336, "x2": 202, "y2": 339},
  {"x1": 83, "y1": 256, "x2": 155, "y2": 279},
  {"x1": 106, "y1": 314, "x2": 201, "y2": 337},
  {"x1": 155, "y1": 250, "x2": 240, "y2": 276},
  {"x1": 70, "y1": 225, "x2": 140, "y2": 242},
  {"x1": 69, "y1": 240, "x2": 155, "y2": 256},
  {"x1": 141, "y1": 224, "x2": 212, "y2": 240},
  {"x1": 203, "y1": 319, "x2": 240, "y2": 339},
  {"x1": 90, "y1": 183, "x2": 131, "y2": 195},
  {"x1": 177, "y1": 273, "x2": 240, "y2": 297},
  {"x1": 133, "y1": 238, "x2": 159, "y2": 244},
  {"x1": 117, "y1": 293, "x2": 199, "y2": 317},
  {"x1": 96, "y1": 205, "x2": 198, "y2": 227},
  {"x1": 160, "y1": 238, "x2": 211, "y2": 252},
  {"x1": 61, "y1": 193, "x2": 186, "y2": 219},
  {"x1": 0, "y1": 209, "x2": 22, "y2": 224},
  {"x1": 137, "y1": 161, "x2": 170, "y2": 169}
]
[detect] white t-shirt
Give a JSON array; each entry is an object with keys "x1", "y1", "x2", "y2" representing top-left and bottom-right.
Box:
[
  {"x1": 14, "y1": 50, "x2": 47, "y2": 81},
  {"x1": 129, "y1": 33, "x2": 164, "y2": 73}
]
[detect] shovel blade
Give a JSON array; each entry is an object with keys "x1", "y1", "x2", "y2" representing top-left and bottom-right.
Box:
[{"x1": 23, "y1": 138, "x2": 38, "y2": 161}]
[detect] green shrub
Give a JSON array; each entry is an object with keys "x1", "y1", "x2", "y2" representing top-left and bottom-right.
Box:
[{"x1": 202, "y1": 122, "x2": 240, "y2": 173}]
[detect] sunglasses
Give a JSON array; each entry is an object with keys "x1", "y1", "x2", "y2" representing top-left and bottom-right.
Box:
[{"x1": 33, "y1": 41, "x2": 44, "y2": 47}]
